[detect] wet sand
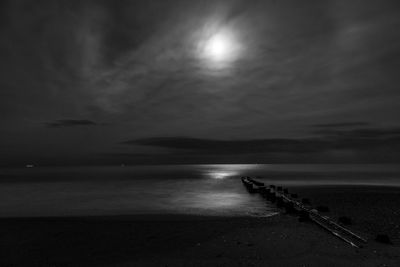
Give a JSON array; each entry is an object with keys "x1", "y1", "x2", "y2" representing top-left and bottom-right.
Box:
[{"x1": 1, "y1": 213, "x2": 400, "y2": 267}]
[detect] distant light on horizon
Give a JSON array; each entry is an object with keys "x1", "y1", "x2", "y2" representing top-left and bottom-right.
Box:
[
  {"x1": 203, "y1": 164, "x2": 260, "y2": 179},
  {"x1": 210, "y1": 171, "x2": 235, "y2": 179}
]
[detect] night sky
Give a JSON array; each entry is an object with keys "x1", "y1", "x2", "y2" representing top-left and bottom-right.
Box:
[{"x1": 1, "y1": 0, "x2": 400, "y2": 166}]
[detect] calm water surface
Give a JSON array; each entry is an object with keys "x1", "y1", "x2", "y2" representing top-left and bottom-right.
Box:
[{"x1": 0, "y1": 164, "x2": 399, "y2": 217}]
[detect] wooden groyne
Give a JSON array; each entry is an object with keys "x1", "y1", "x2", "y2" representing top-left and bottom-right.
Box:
[{"x1": 241, "y1": 177, "x2": 367, "y2": 248}]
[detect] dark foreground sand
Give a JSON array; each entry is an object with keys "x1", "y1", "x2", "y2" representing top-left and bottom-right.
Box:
[
  {"x1": 291, "y1": 185, "x2": 400, "y2": 245},
  {"x1": 1, "y1": 213, "x2": 400, "y2": 267}
]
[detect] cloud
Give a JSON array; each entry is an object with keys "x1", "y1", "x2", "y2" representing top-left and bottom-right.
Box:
[
  {"x1": 123, "y1": 137, "x2": 330, "y2": 154},
  {"x1": 313, "y1": 126, "x2": 400, "y2": 139},
  {"x1": 45, "y1": 119, "x2": 98, "y2": 128},
  {"x1": 1, "y1": 1, "x2": 400, "y2": 165},
  {"x1": 121, "y1": 125, "x2": 400, "y2": 162},
  {"x1": 311, "y1": 122, "x2": 370, "y2": 128}
]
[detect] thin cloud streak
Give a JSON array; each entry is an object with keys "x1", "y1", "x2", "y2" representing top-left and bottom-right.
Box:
[{"x1": 45, "y1": 119, "x2": 98, "y2": 128}]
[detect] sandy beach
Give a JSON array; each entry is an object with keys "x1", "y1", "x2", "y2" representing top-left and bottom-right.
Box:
[
  {"x1": 1, "y1": 213, "x2": 399, "y2": 267},
  {"x1": 291, "y1": 185, "x2": 400, "y2": 245}
]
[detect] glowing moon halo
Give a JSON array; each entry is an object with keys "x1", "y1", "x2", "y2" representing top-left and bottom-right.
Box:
[
  {"x1": 197, "y1": 28, "x2": 242, "y2": 69},
  {"x1": 204, "y1": 33, "x2": 233, "y2": 62}
]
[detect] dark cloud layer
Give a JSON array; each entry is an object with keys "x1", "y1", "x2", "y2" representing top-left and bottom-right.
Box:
[
  {"x1": 131, "y1": 127, "x2": 400, "y2": 152},
  {"x1": 124, "y1": 137, "x2": 322, "y2": 154},
  {"x1": 311, "y1": 122, "x2": 370, "y2": 128},
  {"x1": 45, "y1": 119, "x2": 98, "y2": 128},
  {"x1": 1, "y1": 0, "x2": 400, "y2": 165},
  {"x1": 124, "y1": 126, "x2": 400, "y2": 163}
]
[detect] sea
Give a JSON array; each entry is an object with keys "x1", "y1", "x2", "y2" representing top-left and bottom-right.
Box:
[{"x1": 0, "y1": 164, "x2": 400, "y2": 218}]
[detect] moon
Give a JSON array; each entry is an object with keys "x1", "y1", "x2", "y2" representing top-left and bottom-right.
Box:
[
  {"x1": 197, "y1": 28, "x2": 243, "y2": 69},
  {"x1": 204, "y1": 33, "x2": 234, "y2": 62}
]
